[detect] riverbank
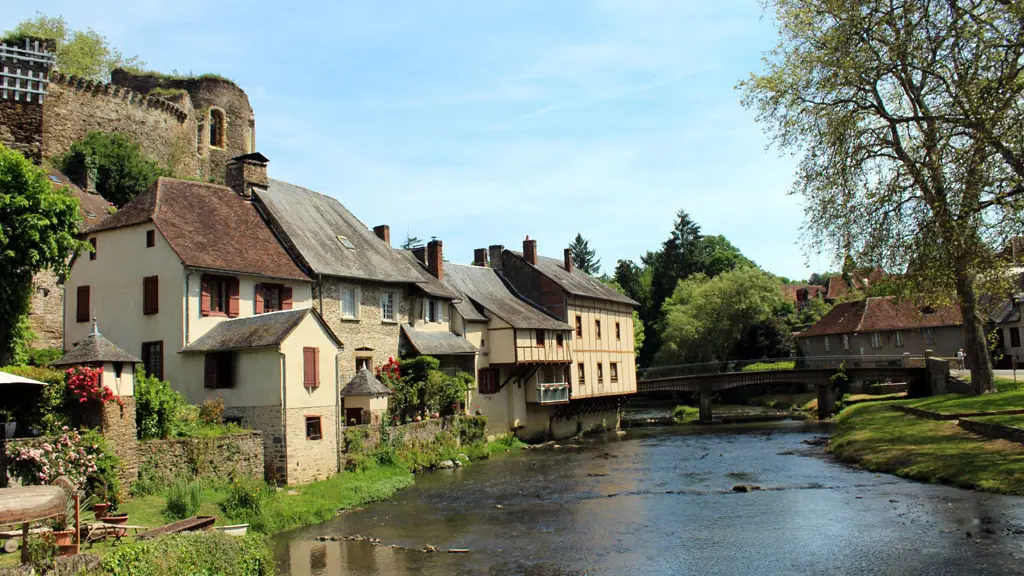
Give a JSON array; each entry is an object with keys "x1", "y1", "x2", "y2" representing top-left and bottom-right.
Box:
[{"x1": 830, "y1": 394, "x2": 1024, "y2": 495}]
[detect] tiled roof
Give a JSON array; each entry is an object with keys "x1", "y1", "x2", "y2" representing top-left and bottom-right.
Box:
[
  {"x1": 181, "y1": 309, "x2": 340, "y2": 352},
  {"x1": 797, "y1": 297, "x2": 962, "y2": 338},
  {"x1": 401, "y1": 325, "x2": 477, "y2": 356},
  {"x1": 396, "y1": 250, "x2": 460, "y2": 299},
  {"x1": 341, "y1": 368, "x2": 392, "y2": 396},
  {"x1": 88, "y1": 177, "x2": 308, "y2": 281},
  {"x1": 444, "y1": 263, "x2": 572, "y2": 331},
  {"x1": 51, "y1": 321, "x2": 141, "y2": 365},
  {"x1": 46, "y1": 170, "x2": 112, "y2": 232},
  {"x1": 506, "y1": 251, "x2": 638, "y2": 306},
  {"x1": 254, "y1": 180, "x2": 423, "y2": 283}
]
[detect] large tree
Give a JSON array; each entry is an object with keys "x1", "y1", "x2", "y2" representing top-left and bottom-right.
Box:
[
  {"x1": 4, "y1": 14, "x2": 143, "y2": 82},
  {"x1": 60, "y1": 131, "x2": 166, "y2": 208},
  {"x1": 0, "y1": 144, "x2": 84, "y2": 364},
  {"x1": 740, "y1": 0, "x2": 1024, "y2": 393},
  {"x1": 569, "y1": 233, "x2": 602, "y2": 275}
]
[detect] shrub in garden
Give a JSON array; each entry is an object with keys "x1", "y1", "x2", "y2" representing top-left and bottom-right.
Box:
[
  {"x1": 8, "y1": 427, "x2": 101, "y2": 488},
  {"x1": 0, "y1": 365, "x2": 68, "y2": 433},
  {"x1": 101, "y1": 531, "x2": 274, "y2": 576},
  {"x1": 221, "y1": 476, "x2": 268, "y2": 522},
  {"x1": 164, "y1": 479, "x2": 202, "y2": 520},
  {"x1": 66, "y1": 366, "x2": 124, "y2": 408},
  {"x1": 199, "y1": 396, "x2": 225, "y2": 424},
  {"x1": 135, "y1": 366, "x2": 185, "y2": 439}
]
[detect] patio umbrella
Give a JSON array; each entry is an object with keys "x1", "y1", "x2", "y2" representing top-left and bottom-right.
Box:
[{"x1": 0, "y1": 371, "x2": 46, "y2": 386}]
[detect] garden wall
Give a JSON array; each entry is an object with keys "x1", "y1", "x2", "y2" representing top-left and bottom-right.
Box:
[
  {"x1": 957, "y1": 419, "x2": 1024, "y2": 444},
  {"x1": 138, "y1": 432, "x2": 263, "y2": 485},
  {"x1": 339, "y1": 417, "x2": 482, "y2": 468}
]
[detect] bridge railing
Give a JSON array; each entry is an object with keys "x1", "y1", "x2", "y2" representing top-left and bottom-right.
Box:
[{"x1": 637, "y1": 355, "x2": 927, "y2": 381}]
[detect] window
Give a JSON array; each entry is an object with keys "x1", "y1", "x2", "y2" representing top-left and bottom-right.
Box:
[
  {"x1": 536, "y1": 330, "x2": 545, "y2": 347},
  {"x1": 204, "y1": 351, "x2": 234, "y2": 389},
  {"x1": 575, "y1": 315, "x2": 583, "y2": 338},
  {"x1": 143, "y1": 276, "x2": 159, "y2": 315},
  {"x1": 141, "y1": 341, "x2": 163, "y2": 380},
  {"x1": 595, "y1": 320, "x2": 602, "y2": 339},
  {"x1": 146, "y1": 230, "x2": 155, "y2": 248},
  {"x1": 477, "y1": 367, "x2": 499, "y2": 394},
  {"x1": 341, "y1": 287, "x2": 359, "y2": 319},
  {"x1": 424, "y1": 299, "x2": 445, "y2": 323},
  {"x1": 824, "y1": 336, "x2": 831, "y2": 353},
  {"x1": 201, "y1": 275, "x2": 238, "y2": 317},
  {"x1": 577, "y1": 363, "x2": 586, "y2": 385},
  {"x1": 842, "y1": 334, "x2": 850, "y2": 351},
  {"x1": 895, "y1": 331, "x2": 904, "y2": 348},
  {"x1": 355, "y1": 357, "x2": 372, "y2": 372},
  {"x1": 870, "y1": 332, "x2": 882, "y2": 349},
  {"x1": 616, "y1": 322, "x2": 621, "y2": 340},
  {"x1": 196, "y1": 122, "x2": 204, "y2": 155},
  {"x1": 556, "y1": 333, "x2": 564, "y2": 348},
  {"x1": 255, "y1": 283, "x2": 291, "y2": 314},
  {"x1": 1011, "y1": 327, "x2": 1021, "y2": 348},
  {"x1": 209, "y1": 109, "x2": 225, "y2": 147},
  {"x1": 924, "y1": 328, "x2": 936, "y2": 346},
  {"x1": 381, "y1": 292, "x2": 396, "y2": 322},
  {"x1": 305, "y1": 416, "x2": 322, "y2": 441},
  {"x1": 88, "y1": 237, "x2": 97, "y2": 260},
  {"x1": 610, "y1": 362, "x2": 619, "y2": 383},
  {"x1": 597, "y1": 362, "x2": 604, "y2": 384},
  {"x1": 76, "y1": 285, "x2": 90, "y2": 322},
  {"x1": 303, "y1": 347, "x2": 320, "y2": 388}
]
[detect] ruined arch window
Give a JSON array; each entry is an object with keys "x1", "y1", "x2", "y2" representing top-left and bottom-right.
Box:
[{"x1": 209, "y1": 109, "x2": 225, "y2": 148}]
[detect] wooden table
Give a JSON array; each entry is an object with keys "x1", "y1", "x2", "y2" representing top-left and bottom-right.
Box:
[{"x1": 84, "y1": 522, "x2": 148, "y2": 545}]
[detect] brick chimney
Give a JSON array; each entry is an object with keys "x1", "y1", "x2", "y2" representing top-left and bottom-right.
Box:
[
  {"x1": 412, "y1": 246, "x2": 426, "y2": 266},
  {"x1": 523, "y1": 236, "x2": 537, "y2": 265},
  {"x1": 489, "y1": 245, "x2": 504, "y2": 272},
  {"x1": 564, "y1": 248, "x2": 574, "y2": 272},
  {"x1": 226, "y1": 152, "x2": 269, "y2": 199},
  {"x1": 473, "y1": 248, "x2": 488, "y2": 267},
  {"x1": 373, "y1": 225, "x2": 390, "y2": 245},
  {"x1": 427, "y1": 239, "x2": 443, "y2": 280}
]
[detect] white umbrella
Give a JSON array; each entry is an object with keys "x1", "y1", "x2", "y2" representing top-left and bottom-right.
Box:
[{"x1": 0, "y1": 370, "x2": 46, "y2": 386}]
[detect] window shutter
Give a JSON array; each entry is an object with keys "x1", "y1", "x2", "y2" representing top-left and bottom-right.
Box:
[
  {"x1": 76, "y1": 286, "x2": 90, "y2": 322},
  {"x1": 204, "y1": 354, "x2": 216, "y2": 388},
  {"x1": 303, "y1": 347, "x2": 316, "y2": 388},
  {"x1": 282, "y1": 287, "x2": 293, "y2": 310},
  {"x1": 314, "y1": 347, "x2": 320, "y2": 387},
  {"x1": 254, "y1": 284, "x2": 264, "y2": 315},
  {"x1": 200, "y1": 275, "x2": 211, "y2": 316},
  {"x1": 228, "y1": 277, "x2": 240, "y2": 317},
  {"x1": 423, "y1": 299, "x2": 428, "y2": 321},
  {"x1": 143, "y1": 276, "x2": 159, "y2": 315}
]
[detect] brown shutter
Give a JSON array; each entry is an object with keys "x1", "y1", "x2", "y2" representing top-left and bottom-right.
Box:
[
  {"x1": 228, "y1": 277, "x2": 240, "y2": 317},
  {"x1": 204, "y1": 354, "x2": 216, "y2": 388},
  {"x1": 303, "y1": 347, "x2": 316, "y2": 388},
  {"x1": 200, "y1": 275, "x2": 211, "y2": 316},
  {"x1": 76, "y1": 286, "x2": 90, "y2": 322},
  {"x1": 254, "y1": 284, "x2": 265, "y2": 315},
  {"x1": 143, "y1": 276, "x2": 159, "y2": 315},
  {"x1": 314, "y1": 347, "x2": 320, "y2": 387},
  {"x1": 282, "y1": 287, "x2": 293, "y2": 310}
]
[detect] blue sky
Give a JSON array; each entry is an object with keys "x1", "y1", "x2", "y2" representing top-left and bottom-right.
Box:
[{"x1": 11, "y1": 1, "x2": 829, "y2": 280}]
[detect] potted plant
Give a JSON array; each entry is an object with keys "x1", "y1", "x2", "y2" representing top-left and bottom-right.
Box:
[
  {"x1": 103, "y1": 511, "x2": 129, "y2": 537},
  {"x1": 50, "y1": 508, "x2": 75, "y2": 552},
  {"x1": 0, "y1": 408, "x2": 16, "y2": 439}
]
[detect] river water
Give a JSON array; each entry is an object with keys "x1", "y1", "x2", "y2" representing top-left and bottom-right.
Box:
[{"x1": 273, "y1": 417, "x2": 1024, "y2": 576}]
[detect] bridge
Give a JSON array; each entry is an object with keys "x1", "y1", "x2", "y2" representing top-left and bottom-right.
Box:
[{"x1": 637, "y1": 355, "x2": 938, "y2": 423}]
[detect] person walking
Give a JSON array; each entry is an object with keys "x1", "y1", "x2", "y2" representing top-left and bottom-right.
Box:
[{"x1": 957, "y1": 348, "x2": 966, "y2": 371}]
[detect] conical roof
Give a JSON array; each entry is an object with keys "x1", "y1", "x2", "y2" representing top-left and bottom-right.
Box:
[
  {"x1": 50, "y1": 319, "x2": 141, "y2": 366},
  {"x1": 341, "y1": 367, "x2": 392, "y2": 396}
]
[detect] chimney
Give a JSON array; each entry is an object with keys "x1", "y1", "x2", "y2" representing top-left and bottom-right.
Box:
[
  {"x1": 226, "y1": 152, "x2": 269, "y2": 199},
  {"x1": 412, "y1": 246, "x2": 426, "y2": 266},
  {"x1": 427, "y1": 239, "x2": 443, "y2": 280},
  {"x1": 523, "y1": 236, "x2": 537, "y2": 265},
  {"x1": 564, "y1": 248, "x2": 574, "y2": 272},
  {"x1": 473, "y1": 248, "x2": 488, "y2": 267},
  {"x1": 373, "y1": 225, "x2": 390, "y2": 245},
  {"x1": 489, "y1": 245, "x2": 504, "y2": 272},
  {"x1": 68, "y1": 162, "x2": 96, "y2": 194}
]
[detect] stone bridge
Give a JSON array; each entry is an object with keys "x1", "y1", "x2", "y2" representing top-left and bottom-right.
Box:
[{"x1": 637, "y1": 355, "x2": 946, "y2": 422}]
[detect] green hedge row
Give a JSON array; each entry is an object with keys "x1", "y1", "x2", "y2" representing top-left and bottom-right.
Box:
[{"x1": 98, "y1": 532, "x2": 274, "y2": 576}]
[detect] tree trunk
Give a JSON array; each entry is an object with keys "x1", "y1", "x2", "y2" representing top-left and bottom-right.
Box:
[{"x1": 954, "y1": 262, "x2": 994, "y2": 394}]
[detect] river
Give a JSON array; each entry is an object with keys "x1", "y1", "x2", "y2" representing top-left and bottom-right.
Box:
[{"x1": 273, "y1": 415, "x2": 1024, "y2": 575}]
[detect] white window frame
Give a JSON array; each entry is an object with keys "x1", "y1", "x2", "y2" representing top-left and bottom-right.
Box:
[
  {"x1": 895, "y1": 331, "x2": 904, "y2": 347},
  {"x1": 380, "y1": 291, "x2": 396, "y2": 323},
  {"x1": 842, "y1": 334, "x2": 850, "y2": 351},
  {"x1": 824, "y1": 336, "x2": 831, "y2": 353},
  {"x1": 423, "y1": 298, "x2": 446, "y2": 323},
  {"x1": 871, "y1": 332, "x2": 882, "y2": 349},
  {"x1": 340, "y1": 285, "x2": 360, "y2": 320}
]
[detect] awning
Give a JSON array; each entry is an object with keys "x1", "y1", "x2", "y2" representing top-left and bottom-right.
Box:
[
  {"x1": 401, "y1": 325, "x2": 477, "y2": 356},
  {"x1": 0, "y1": 371, "x2": 46, "y2": 386}
]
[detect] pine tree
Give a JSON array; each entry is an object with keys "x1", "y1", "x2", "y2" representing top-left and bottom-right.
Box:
[{"x1": 569, "y1": 233, "x2": 601, "y2": 275}]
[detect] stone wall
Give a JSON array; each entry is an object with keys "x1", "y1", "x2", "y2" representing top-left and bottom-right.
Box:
[
  {"x1": 28, "y1": 269, "x2": 62, "y2": 349},
  {"x1": 100, "y1": 397, "x2": 138, "y2": 490},
  {"x1": 958, "y1": 418, "x2": 1024, "y2": 444},
  {"x1": 340, "y1": 418, "x2": 453, "y2": 469},
  {"x1": 224, "y1": 405, "x2": 285, "y2": 483},
  {"x1": 138, "y1": 431, "x2": 263, "y2": 485},
  {"x1": 0, "y1": 100, "x2": 43, "y2": 163},
  {"x1": 284, "y1": 405, "x2": 338, "y2": 485}
]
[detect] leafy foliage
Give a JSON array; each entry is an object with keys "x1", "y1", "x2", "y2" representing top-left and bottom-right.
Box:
[
  {"x1": 569, "y1": 233, "x2": 602, "y2": 275},
  {"x1": 135, "y1": 366, "x2": 186, "y2": 440},
  {"x1": 164, "y1": 479, "x2": 202, "y2": 520},
  {"x1": 4, "y1": 13, "x2": 144, "y2": 82},
  {"x1": 101, "y1": 531, "x2": 274, "y2": 576},
  {"x1": 0, "y1": 144, "x2": 83, "y2": 365},
  {"x1": 60, "y1": 131, "x2": 167, "y2": 208},
  {"x1": 0, "y1": 365, "x2": 68, "y2": 433},
  {"x1": 385, "y1": 356, "x2": 472, "y2": 421}
]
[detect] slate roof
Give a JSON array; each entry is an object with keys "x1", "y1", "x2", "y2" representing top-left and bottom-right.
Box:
[
  {"x1": 401, "y1": 325, "x2": 477, "y2": 356},
  {"x1": 444, "y1": 263, "x2": 572, "y2": 331},
  {"x1": 797, "y1": 297, "x2": 962, "y2": 338},
  {"x1": 397, "y1": 250, "x2": 460, "y2": 299},
  {"x1": 341, "y1": 368, "x2": 392, "y2": 396},
  {"x1": 992, "y1": 296, "x2": 1024, "y2": 325},
  {"x1": 51, "y1": 321, "x2": 141, "y2": 366},
  {"x1": 506, "y1": 251, "x2": 638, "y2": 306},
  {"x1": 181, "y1": 309, "x2": 340, "y2": 352},
  {"x1": 88, "y1": 177, "x2": 308, "y2": 281},
  {"x1": 46, "y1": 169, "x2": 112, "y2": 232},
  {"x1": 254, "y1": 180, "x2": 423, "y2": 283}
]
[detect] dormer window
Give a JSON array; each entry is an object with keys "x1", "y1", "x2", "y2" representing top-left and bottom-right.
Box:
[
  {"x1": 209, "y1": 109, "x2": 225, "y2": 148},
  {"x1": 337, "y1": 235, "x2": 355, "y2": 249}
]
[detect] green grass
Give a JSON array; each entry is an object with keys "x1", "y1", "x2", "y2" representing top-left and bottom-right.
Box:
[
  {"x1": 741, "y1": 360, "x2": 796, "y2": 372},
  {"x1": 672, "y1": 405, "x2": 700, "y2": 422},
  {"x1": 831, "y1": 402, "x2": 1024, "y2": 495},
  {"x1": 903, "y1": 388, "x2": 1024, "y2": 414},
  {"x1": 972, "y1": 414, "x2": 1024, "y2": 428}
]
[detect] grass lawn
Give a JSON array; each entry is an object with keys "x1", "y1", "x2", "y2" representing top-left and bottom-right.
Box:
[
  {"x1": 972, "y1": 414, "x2": 1024, "y2": 428},
  {"x1": 831, "y1": 402, "x2": 1024, "y2": 495},
  {"x1": 903, "y1": 388, "x2": 1024, "y2": 414}
]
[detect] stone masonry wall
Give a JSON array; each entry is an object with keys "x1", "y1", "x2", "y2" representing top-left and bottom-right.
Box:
[
  {"x1": 101, "y1": 397, "x2": 138, "y2": 491},
  {"x1": 0, "y1": 100, "x2": 43, "y2": 163},
  {"x1": 224, "y1": 405, "x2": 285, "y2": 483},
  {"x1": 339, "y1": 418, "x2": 452, "y2": 469},
  {"x1": 284, "y1": 406, "x2": 338, "y2": 485},
  {"x1": 28, "y1": 269, "x2": 62, "y2": 349},
  {"x1": 138, "y1": 431, "x2": 263, "y2": 485}
]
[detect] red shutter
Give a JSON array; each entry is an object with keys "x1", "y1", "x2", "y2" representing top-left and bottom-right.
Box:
[
  {"x1": 314, "y1": 347, "x2": 320, "y2": 387},
  {"x1": 254, "y1": 284, "x2": 265, "y2": 315},
  {"x1": 303, "y1": 347, "x2": 316, "y2": 388},
  {"x1": 76, "y1": 286, "x2": 90, "y2": 322},
  {"x1": 282, "y1": 287, "x2": 293, "y2": 310},
  {"x1": 200, "y1": 275, "x2": 211, "y2": 316},
  {"x1": 204, "y1": 354, "x2": 216, "y2": 388},
  {"x1": 143, "y1": 276, "x2": 159, "y2": 315},
  {"x1": 228, "y1": 277, "x2": 240, "y2": 317}
]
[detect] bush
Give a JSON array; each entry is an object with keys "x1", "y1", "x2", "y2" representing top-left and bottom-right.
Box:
[
  {"x1": 26, "y1": 347, "x2": 63, "y2": 367},
  {"x1": 199, "y1": 397, "x2": 224, "y2": 424},
  {"x1": 221, "y1": 476, "x2": 268, "y2": 521},
  {"x1": 59, "y1": 131, "x2": 168, "y2": 207},
  {"x1": 135, "y1": 366, "x2": 186, "y2": 439},
  {"x1": 0, "y1": 365, "x2": 68, "y2": 433},
  {"x1": 672, "y1": 405, "x2": 700, "y2": 422},
  {"x1": 457, "y1": 415, "x2": 487, "y2": 446},
  {"x1": 164, "y1": 479, "x2": 202, "y2": 520},
  {"x1": 81, "y1": 428, "x2": 122, "y2": 506},
  {"x1": 101, "y1": 532, "x2": 274, "y2": 576}
]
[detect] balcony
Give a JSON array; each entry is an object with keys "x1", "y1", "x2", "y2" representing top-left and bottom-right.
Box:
[{"x1": 536, "y1": 383, "x2": 569, "y2": 404}]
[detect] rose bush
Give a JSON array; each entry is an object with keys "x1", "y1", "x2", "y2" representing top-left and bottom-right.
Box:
[
  {"x1": 66, "y1": 366, "x2": 124, "y2": 407},
  {"x1": 7, "y1": 427, "x2": 100, "y2": 488}
]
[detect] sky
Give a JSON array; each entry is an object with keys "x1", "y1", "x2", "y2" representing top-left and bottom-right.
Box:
[{"x1": 10, "y1": 1, "x2": 830, "y2": 280}]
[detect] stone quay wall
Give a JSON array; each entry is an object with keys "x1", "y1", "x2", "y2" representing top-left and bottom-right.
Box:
[
  {"x1": 138, "y1": 431, "x2": 264, "y2": 485},
  {"x1": 958, "y1": 418, "x2": 1024, "y2": 444}
]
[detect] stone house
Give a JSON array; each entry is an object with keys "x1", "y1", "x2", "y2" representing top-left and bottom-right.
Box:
[
  {"x1": 340, "y1": 368, "x2": 392, "y2": 426},
  {"x1": 796, "y1": 297, "x2": 963, "y2": 359},
  {"x1": 61, "y1": 155, "x2": 343, "y2": 484},
  {"x1": 992, "y1": 293, "x2": 1024, "y2": 366}
]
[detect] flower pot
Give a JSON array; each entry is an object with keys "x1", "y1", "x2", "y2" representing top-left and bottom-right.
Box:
[
  {"x1": 104, "y1": 514, "x2": 129, "y2": 537},
  {"x1": 93, "y1": 503, "x2": 111, "y2": 519},
  {"x1": 52, "y1": 529, "x2": 75, "y2": 547}
]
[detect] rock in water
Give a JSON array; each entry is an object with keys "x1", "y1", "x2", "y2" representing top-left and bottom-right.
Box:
[
  {"x1": 732, "y1": 484, "x2": 762, "y2": 493},
  {"x1": 437, "y1": 460, "x2": 456, "y2": 469}
]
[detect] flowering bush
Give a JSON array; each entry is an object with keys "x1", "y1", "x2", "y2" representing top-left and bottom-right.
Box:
[
  {"x1": 375, "y1": 357, "x2": 401, "y2": 387},
  {"x1": 7, "y1": 427, "x2": 100, "y2": 488},
  {"x1": 66, "y1": 366, "x2": 124, "y2": 408}
]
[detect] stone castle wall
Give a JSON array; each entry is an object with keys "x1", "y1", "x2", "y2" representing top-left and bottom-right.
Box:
[
  {"x1": 138, "y1": 431, "x2": 264, "y2": 485},
  {"x1": 0, "y1": 100, "x2": 43, "y2": 162},
  {"x1": 29, "y1": 270, "x2": 62, "y2": 349}
]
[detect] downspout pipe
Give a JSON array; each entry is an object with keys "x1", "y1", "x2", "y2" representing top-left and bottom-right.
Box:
[{"x1": 184, "y1": 268, "x2": 193, "y2": 345}]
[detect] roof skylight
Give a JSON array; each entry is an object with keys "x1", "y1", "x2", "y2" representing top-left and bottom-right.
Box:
[{"x1": 337, "y1": 235, "x2": 355, "y2": 249}]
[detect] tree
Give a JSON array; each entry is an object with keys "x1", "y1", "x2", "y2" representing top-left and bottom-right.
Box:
[
  {"x1": 698, "y1": 235, "x2": 755, "y2": 277},
  {"x1": 0, "y1": 144, "x2": 84, "y2": 364},
  {"x1": 602, "y1": 278, "x2": 647, "y2": 360},
  {"x1": 400, "y1": 234, "x2": 424, "y2": 250},
  {"x1": 60, "y1": 131, "x2": 166, "y2": 208},
  {"x1": 4, "y1": 14, "x2": 143, "y2": 82},
  {"x1": 739, "y1": 0, "x2": 1024, "y2": 393},
  {"x1": 569, "y1": 233, "x2": 602, "y2": 275}
]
